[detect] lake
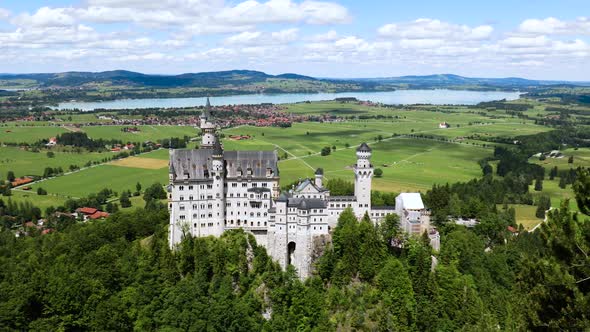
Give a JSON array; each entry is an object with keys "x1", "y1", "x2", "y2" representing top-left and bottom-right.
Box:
[{"x1": 55, "y1": 89, "x2": 522, "y2": 111}]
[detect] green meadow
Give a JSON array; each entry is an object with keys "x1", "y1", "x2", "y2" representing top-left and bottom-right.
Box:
[
  {"x1": 4, "y1": 100, "x2": 584, "y2": 228},
  {"x1": 0, "y1": 146, "x2": 109, "y2": 178},
  {"x1": 82, "y1": 125, "x2": 198, "y2": 142},
  {"x1": 29, "y1": 164, "x2": 168, "y2": 199},
  {"x1": 0, "y1": 125, "x2": 68, "y2": 144}
]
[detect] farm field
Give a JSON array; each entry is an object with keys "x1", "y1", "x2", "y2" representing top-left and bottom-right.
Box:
[
  {"x1": 531, "y1": 148, "x2": 590, "y2": 170},
  {"x1": 0, "y1": 146, "x2": 110, "y2": 178},
  {"x1": 5, "y1": 190, "x2": 67, "y2": 212},
  {"x1": 82, "y1": 125, "x2": 199, "y2": 141},
  {"x1": 305, "y1": 138, "x2": 490, "y2": 192},
  {"x1": 0, "y1": 125, "x2": 68, "y2": 144},
  {"x1": 29, "y1": 164, "x2": 168, "y2": 198},
  {"x1": 2, "y1": 100, "x2": 585, "y2": 216},
  {"x1": 501, "y1": 204, "x2": 542, "y2": 230},
  {"x1": 0, "y1": 124, "x2": 198, "y2": 144}
]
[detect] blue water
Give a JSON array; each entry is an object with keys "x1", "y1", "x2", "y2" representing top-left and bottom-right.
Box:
[{"x1": 55, "y1": 89, "x2": 521, "y2": 111}]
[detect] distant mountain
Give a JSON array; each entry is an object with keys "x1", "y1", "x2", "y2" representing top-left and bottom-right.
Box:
[
  {"x1": 0, "y1": 70, "x2": 317, "y2": 88},
  {"x1": 351, "y1": 74, "x2": 590, "y2": 88},
  {"x1": 1, "y1": 70, "x2": 588, "y2": 91}
]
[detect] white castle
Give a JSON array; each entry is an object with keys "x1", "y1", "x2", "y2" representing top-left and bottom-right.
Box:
[{"x1": 168, "y1": 99, "x2": 439, "y2": 278}]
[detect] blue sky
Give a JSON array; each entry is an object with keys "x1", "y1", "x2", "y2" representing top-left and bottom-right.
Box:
[{"x1": 0, "y1": 0, "x2": 589, "y2": 80}]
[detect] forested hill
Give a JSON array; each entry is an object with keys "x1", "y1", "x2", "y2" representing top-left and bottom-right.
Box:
[
  {"x1": 350, "y1": 73, "x2": 590, "y2": 88},
  {"x1": 1, "y1": 70, "x2": 589, "y2": 90},
  {"x1": 1, "y1": 176, "x2": 590, "y2": 330},
  {"x1": 0, "y1": 70, "x2": 367, "y2": 90}
]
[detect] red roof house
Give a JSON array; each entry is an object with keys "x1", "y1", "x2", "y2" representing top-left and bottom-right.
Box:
[
  {"x1": 11, "y1": 177, "x2": 34, "y2": 187},
  {"x1": 77, "y1": 207, "x2": 98, "y2": 215},
  {"x1": 89, "y1": 211, "x2": 110, "y2": 220}
]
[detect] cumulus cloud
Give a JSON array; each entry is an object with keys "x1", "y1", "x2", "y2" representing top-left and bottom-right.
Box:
[
  {"x1": 378, "y1": 18, "x2": 493, "y2": 41},
  {"x1": 308, "y1": 30, "x2": 339, "y2": 42},
  {"x1": 216, "y1": 0, "x2": 350, "y2": 25},
  {"x1": 518, "y1": 17, "x2": 590, "y2": 35},
  {"x1": 0, "y1": 8, "x2": 11, "y2": 20},
  {"x1": 224, "y1": 28, "x2": 298, "y2": 46},
  {"x1": 12, "y1": 7, "x2": 77, "y2": 27}
]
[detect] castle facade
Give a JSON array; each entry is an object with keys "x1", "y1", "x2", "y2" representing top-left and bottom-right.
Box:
[{"x1": 168, "y1": 99, "x2": 437, "y2": 278}]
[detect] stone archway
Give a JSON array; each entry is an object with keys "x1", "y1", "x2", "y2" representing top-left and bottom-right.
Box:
[{"x1": 287, "y1": 241, "x2": 296, "y2": 266}]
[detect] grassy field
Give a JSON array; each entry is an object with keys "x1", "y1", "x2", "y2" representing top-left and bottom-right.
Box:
[
  {"x1": 500, "y1": 204, "x2": 542, "y2": 230},
  {"x1": 0, "y1": 125, "x2": 68, "y2": 144},
  {"x1": 82, "y1": 125, "x2": 198, "y2": 142},
  {"x1": 530, "y1": 148, "x2": 590, "y2": 171},
  {"x1": 0, "y1": 146, "x2": 110, "y2": 178},
  {"x1": 4, "y1": 190, "x2": 67, "y2": 213},
  {"x1": 29, "y1": 164, "x2": 168, "y2": 198},
  {"x1": 3, "y1": 99, "x2": 580, "y2": 215},
  {"x1": 0, "y1": 125, "x2": 198, "y2": 144}
]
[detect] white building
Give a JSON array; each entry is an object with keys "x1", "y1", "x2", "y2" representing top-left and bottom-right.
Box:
[{"x1": 168, "y1": 98, "x2": 438, "y2": 278}]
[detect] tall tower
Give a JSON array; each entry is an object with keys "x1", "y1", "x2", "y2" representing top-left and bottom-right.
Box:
[
  {"x1": 354, "y1": 143, "x2": 373, "y2": 217},
  {"x1": 200, "y1": 97, "x2": 217, "y2": 149},
  {"x1": 210, "y1": 138, "x2": 226, "y2": 236}
]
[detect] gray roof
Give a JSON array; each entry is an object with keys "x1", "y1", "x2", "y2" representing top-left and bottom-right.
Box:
[
  {"x1": 277, "y1": 192, "x2": 289, "y2": 202},
  {"x1": 287, "y1": 197, "x2": 327, "y2": 210},
  {"x1": 201, "y1": 97, "x2": 211, "y2": 119},
  {"x1": 357, "y1": 142, "x2": 372, "y2": 152},
  {"x1": 224, "y1": 150, "x2": 278, "y2": 178},
  {"x1": 170, "y1": 149, "x2": 278, "y2": 181},
  {"x1": 294, "y1": 178, "x2": 327, "y2": 193},
  {"x1": 315, "y1": 168, "x2": 323, "y2": 175},
  {"x1": 212, "y1": 138, "x2": 223, "y2": 156}
]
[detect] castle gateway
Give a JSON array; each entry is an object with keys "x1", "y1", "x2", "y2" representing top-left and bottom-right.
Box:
[{"x1": 168, "y1": 99, "x2": 438, "y2": 278}]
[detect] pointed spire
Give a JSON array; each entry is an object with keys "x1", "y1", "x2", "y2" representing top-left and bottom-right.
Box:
[
  {"x1": 212, "y1": 136, "x2": 223, "y2": 157},
  {"x1": 200, "y1": 97, "x2": 212, "y2": 119}
]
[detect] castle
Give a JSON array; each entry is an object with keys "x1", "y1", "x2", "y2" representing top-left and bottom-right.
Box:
[{"x1": 168, "y1": 99, "x2": 438, "y2": 278}]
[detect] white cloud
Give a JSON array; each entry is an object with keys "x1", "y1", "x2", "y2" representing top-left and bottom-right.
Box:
[
  {"x1": 216, "y1": 0, "x2": 350, "y2": 25},
  {"x1": 500, "y1": 35, "x2": 550, "y2": 48},
  {"x1": 308, "y1": 30, "x2": 339, "y2": 42},
  {"x1": 0, "y1": 8, "x2": 11, "y2": 20},
  {"x1": 378, "y1": 19, "x2": 493, "y2": 41},
  {"x1": 224, "y1": 28, "x2": 298, "y2": 45},
  {"x1": 518, "y1": 17, "x2": 590, "y2": 35},
  {"x1": 12, "y1": 7, "x2": 76, "y2": 27}
]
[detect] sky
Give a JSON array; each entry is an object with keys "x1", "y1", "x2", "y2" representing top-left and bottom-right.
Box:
[{"x1": 0, "y1": 0, "x2": 589, "y2": 80}]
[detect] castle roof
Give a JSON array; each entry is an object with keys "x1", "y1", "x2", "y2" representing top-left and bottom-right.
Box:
[
  {"x1": 294, "y1": 178, "x2": 328, "y2": 193},
  {"x1": 397, "y1": 193, "x2": 424, "y2": 210},
  {"x1": 212, "y1": 138, "x2": 223, "y2": 157},
  {"x1": 277, "y1": 192, "x2": 289, "y2": 202},
  {"x1": 287, "y1": 197, "x2": 327, "y2": 210},
  {"x1": 200, "y1": 97, "x2": 211, "y2": 119},
  {"x1": 169, "y1": 149, "x2": 278, "y2": 181},
  {"x1": 357, "y1": 142, "x2": 372, "y2": 152}
]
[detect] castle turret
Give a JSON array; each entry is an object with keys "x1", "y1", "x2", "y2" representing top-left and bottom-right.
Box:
[
  {"x1": 200, "y1": 97, "x2": 217, "y2": 149},
  {"x1": 314, "y1": 168, "x2": 324, "y2": 188},
  {"x1": 211, "y1": 138, "x2": 225, "y2": 236},
  {"x1": 354, "y1": 143, "x2": 373, "y2": 217}
]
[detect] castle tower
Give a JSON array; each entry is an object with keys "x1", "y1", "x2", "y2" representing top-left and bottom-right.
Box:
[
  {"x1": 210, "y1": 138, "x2": 225, "y2": 236},
  {"x1": 200, "y1": 97, "x2": 217, "y2": 149},
  {"x1": 354, "y1": 143, "x2": 373, "y2": 217},
  {"x1": 314, "y1": 168, "x2": 324, "y2": 188}
]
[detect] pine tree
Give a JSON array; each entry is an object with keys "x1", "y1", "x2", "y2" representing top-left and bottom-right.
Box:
[
  {"x1": 534, "y1": 178, "x2": 543, "y2": 191},
  {"x1": 572, "y1": 168, "x2": 590, "y2": 215},
  {"x1": 120, "y1": 191, "x2": 132, "y2": 208},
  {"x1": 559, "y1": 176, "x2": 567, "y2": 189}
]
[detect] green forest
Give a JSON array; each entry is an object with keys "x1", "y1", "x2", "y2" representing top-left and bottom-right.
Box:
[{"x1": 1, "y1": 168, "x2": 589, "y2": 331}]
